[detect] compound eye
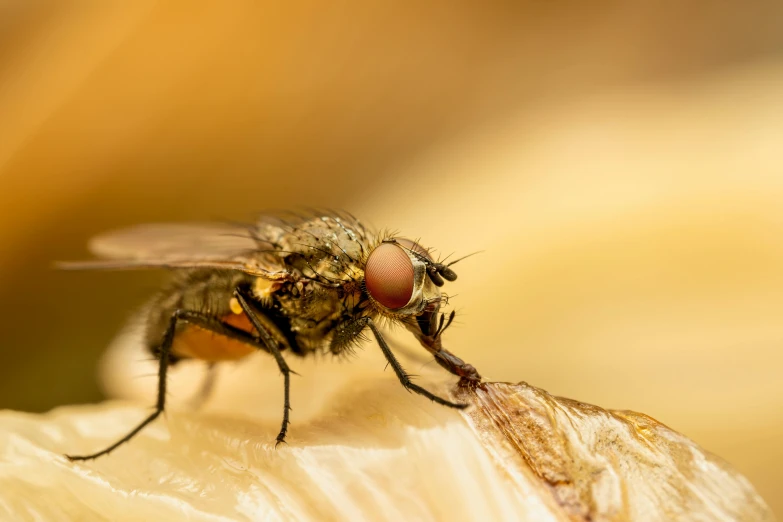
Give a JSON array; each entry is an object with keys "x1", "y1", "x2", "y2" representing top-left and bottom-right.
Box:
[{"x1": 365, "y1": 242, "x2": 414, "y2": 309}]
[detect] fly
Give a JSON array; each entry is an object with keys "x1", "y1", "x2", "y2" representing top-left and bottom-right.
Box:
[{"x1": 59, "y1": 211, "x2": 482, "y2": 461}]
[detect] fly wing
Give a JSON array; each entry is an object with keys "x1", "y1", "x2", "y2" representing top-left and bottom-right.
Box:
[
  {"x1": 87, "y1": 223, "x2": 258, "y2": 260},
  {"x1": 57, "y1": 223, "x2": 290, "y2": 279}
]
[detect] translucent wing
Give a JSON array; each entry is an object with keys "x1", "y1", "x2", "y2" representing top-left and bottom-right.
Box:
[
  {"x1": 86, "y1": 223, "x2": 260, "y2": 259},
  {"x1": 57, "y1": 223, "x2": 290, "y2": 279}
]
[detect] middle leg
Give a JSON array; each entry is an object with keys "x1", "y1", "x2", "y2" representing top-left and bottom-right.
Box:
[{"x1": 234, "y1": 289, "x2": 295, "y2": 446}]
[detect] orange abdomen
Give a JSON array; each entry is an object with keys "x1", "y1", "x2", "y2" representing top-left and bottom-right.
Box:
[{"x1": 171, "y1": 312, "x2": 258, "y2": 362}]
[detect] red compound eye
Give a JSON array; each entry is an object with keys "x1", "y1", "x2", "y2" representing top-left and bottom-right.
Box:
[{"x1": 365, "y1": 242, "x2": 414, "y2": 309}]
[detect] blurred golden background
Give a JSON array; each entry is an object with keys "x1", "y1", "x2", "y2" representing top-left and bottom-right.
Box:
[{"x1": 1, "y1": 1, "x2": 782, "y2": 516}]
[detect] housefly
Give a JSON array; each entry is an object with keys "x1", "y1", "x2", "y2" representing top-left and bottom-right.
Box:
[{"x1": 60, "y1": 211, "x2": 482, "y2": 461}]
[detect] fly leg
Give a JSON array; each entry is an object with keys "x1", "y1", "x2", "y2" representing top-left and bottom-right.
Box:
[
  {"x1": 233, "y1": 289, "x2": 294, "y2": 446},
  {"x1": 66, "y1": 309, "x2": 284, "y2": 460},
  {"x1": 428, "y1": 349, "x2": 482, "y2": 388},
  {"x1": 409, "y1": 313, "x2": 482, "y2": 387},
  {"x1": 337, "y1": 317, "x2": 468, "y2": 409},
  {"x1": 66, "y1": 310, "x2": 232, "y2": 461},
  {"x1": 187, "y1": 363, "x2": 218, "y2": 411}
]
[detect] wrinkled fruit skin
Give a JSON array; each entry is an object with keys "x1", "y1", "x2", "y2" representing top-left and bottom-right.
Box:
[{"x1": 456, "y1": 382, "x2": 774, "y2": 522}]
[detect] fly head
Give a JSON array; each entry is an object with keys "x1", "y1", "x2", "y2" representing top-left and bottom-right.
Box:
[{"x1": 362, "y1": 237, "x2": 472, "y2": 342}]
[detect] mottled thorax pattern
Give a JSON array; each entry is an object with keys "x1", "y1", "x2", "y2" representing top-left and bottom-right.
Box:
[{"x1": 254, "y1": 214, "x2": 374, "y2": 353}]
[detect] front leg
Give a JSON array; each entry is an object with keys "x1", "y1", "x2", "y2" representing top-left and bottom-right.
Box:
[
  {"x1": 422, "y1": 340, "x2": 482, "y2": 388},
  {"x1": 408, "y1": 312, "x2": 482, "y2": 387},
  {"x1": 334, "y1": 317, "x2": 468, "y2": 409}
]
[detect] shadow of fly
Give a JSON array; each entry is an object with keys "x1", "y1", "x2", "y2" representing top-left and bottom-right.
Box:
[{"x1": 59, "y1": 211, "x2": 481, "y2": 461}]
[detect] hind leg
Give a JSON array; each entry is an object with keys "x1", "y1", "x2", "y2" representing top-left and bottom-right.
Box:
[
  {"x1": 187, "y1": 363, "x2": 218, "y2": 410},
  {"x1": 66, "y1": 310, "x2": 254, "y2": 461}
]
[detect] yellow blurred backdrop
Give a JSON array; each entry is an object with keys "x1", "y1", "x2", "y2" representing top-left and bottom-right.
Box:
[{"x1": 1, "y1": 1, "x2": 782, "y2": 516}]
